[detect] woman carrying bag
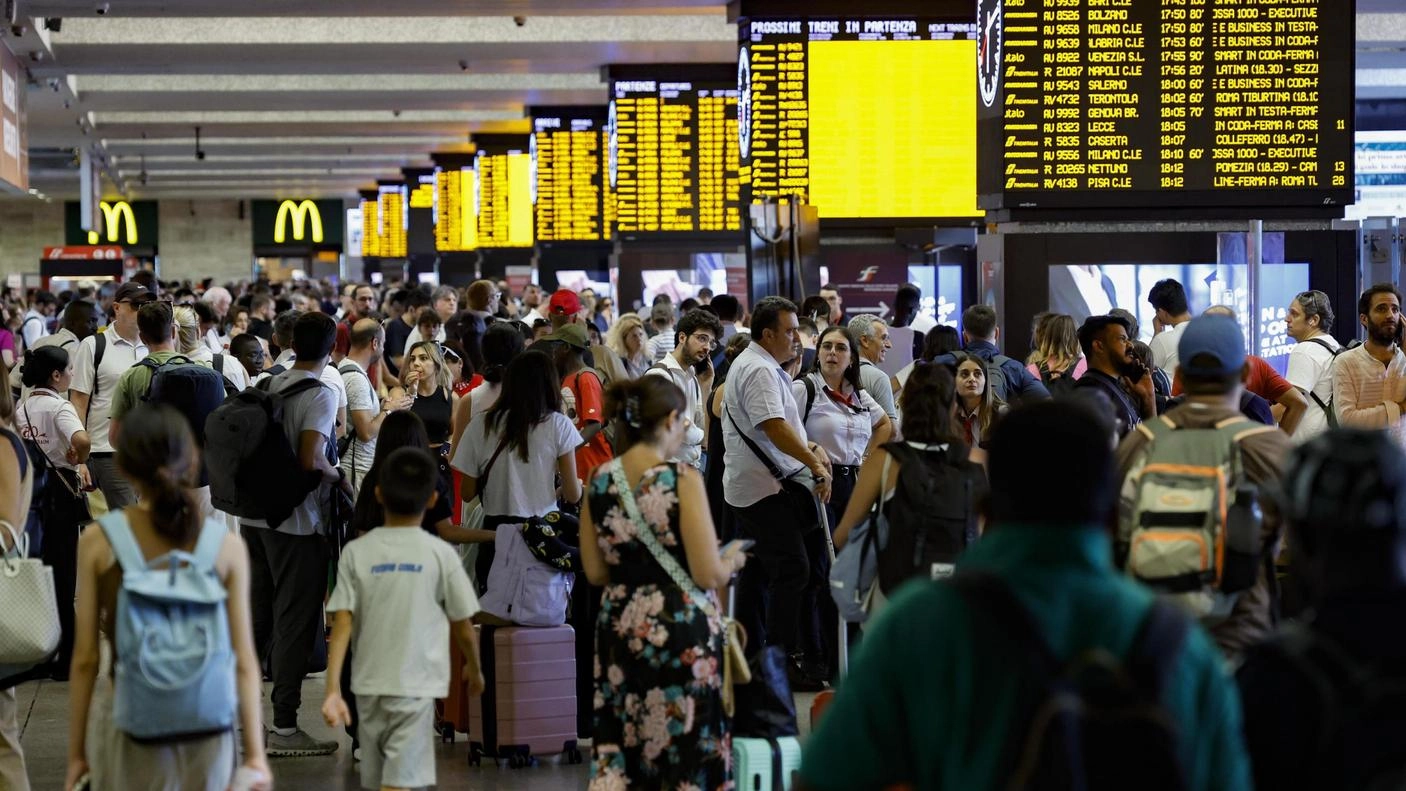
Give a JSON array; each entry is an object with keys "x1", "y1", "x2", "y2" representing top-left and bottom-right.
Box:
[
  {"x1": 580, "y1": 374, "x2": 747, "y2": 789},
  {"x1": 14, "y1": 346, "x2": 91, "y2": 681}
]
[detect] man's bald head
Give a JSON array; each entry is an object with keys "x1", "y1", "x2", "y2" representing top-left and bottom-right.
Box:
[{"x1": 350, "y1": 317, "x2": 383, "y2": 350}]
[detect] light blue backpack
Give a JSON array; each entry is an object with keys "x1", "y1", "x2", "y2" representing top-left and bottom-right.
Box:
[{"x1": 97, "y1": 511, "x2": 236, "y2": 740}]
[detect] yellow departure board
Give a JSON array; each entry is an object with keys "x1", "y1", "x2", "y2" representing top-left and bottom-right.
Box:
[
  {"x1": 609, "y1": 68, "x2": 742, "y2": 237},
  {"x1": 740, "y1": 19, "x2": 980, "y2": 219},
  {"x1": 434, "y1": 166, "x2": 478, "y2": 252},
  {"x1": 359, "y1": 198, "x2": 380, "y2": 257},
  {"x1": 532, "y1": 109, "x2": 608, "y2": 242},
  {"x1": 377, "y1": 185, "x2": 407, "y2": 258},
  {"x1": 475, "y1": 150, "x2": 534, "y2": 248},
  {"x1": 409, "y1": 180, "x2": 435, "y2": 209},
  {"x1": 975, "y1": 0, "x2": 1354, "y2": 210}
]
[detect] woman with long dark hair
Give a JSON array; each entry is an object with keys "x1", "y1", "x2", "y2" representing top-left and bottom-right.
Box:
[
  {"x1": 451, "y1": 349, "x2": 583, "y2": 624},
  {"x1": 951, "y1": 351, "x2": 1008, "y2": 449},
  {"x1": 580, "y1": 375, "x2": 745, "y2": 789},
  {"x1": 65, "y1": 405, "x2": 268, "y2": 791},
  {"x1": 14, "y1": 346, "x2": 91, "y2": 680},
  {"x1": 449, "y1": 323, "x2": 525, "y2": 523}
]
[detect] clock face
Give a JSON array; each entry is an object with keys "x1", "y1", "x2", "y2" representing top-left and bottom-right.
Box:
[
  {"x1": 738, "y1": 48, "x2": 753, "y2": 160},
  {"x1": 978, "y1": 0, "x2": 1003, "y2": 109}
]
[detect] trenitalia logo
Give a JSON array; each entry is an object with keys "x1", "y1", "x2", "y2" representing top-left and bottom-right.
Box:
[
  {"x1": 274, "y1": 199, "x2": 324, "y2": 244},
  {"x1": 87, "y1": 201, "x2": 138, "y2": 245}
]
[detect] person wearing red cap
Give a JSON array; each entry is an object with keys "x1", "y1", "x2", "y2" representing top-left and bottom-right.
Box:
[{"x1": 548, "y1": 289, "x2": 583, "y2": 331}]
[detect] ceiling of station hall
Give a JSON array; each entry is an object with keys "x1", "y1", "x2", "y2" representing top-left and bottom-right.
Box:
[
  {"x1": 5, "y1": 1, "x2": 736, "y2": 200},
  {"x1": 2, "y1": 1, "x2": 1404, "y2": 201}
]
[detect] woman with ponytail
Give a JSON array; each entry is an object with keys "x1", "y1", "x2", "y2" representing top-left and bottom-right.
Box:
[
  {"x1": 14, "y1": 345, "x2": 91, "y2": 680},
  {"x1": 579, "y1": 375, "x2": 745, "y2": 788},
  {"x1": 64, "y1": 405, "x2": 270, "y2": 791}
]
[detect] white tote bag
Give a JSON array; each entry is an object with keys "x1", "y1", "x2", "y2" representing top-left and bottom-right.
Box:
[{"x1": 0, "y1": 519, "x2": 61, "y2": 667}]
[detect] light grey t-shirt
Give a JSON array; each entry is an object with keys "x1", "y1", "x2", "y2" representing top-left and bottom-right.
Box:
[
  {"x1": 327, "y1": 527, "x2": 480, "y2": 698},
  {"x1": 339, "y1": 359, "x2": 380, "y2": 481},
  {"x1": 859, "y1": 360, "x2": 899, "y2": 423},
  {"x1": 240, "y1": 369, "x2": 338, "y2": 537}
]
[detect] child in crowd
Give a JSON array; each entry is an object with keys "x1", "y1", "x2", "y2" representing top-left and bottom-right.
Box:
[{"x1": 322, "y1": 447, "x2": 485, "y2": 791}]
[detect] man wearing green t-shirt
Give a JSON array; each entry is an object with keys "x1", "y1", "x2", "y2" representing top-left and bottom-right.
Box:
[
  {"x1": 109, "y1": 300, "x2": 184, "y2": 446},
  {"x1": 799, "y1": 400, "x2": 1251, "y2": 791}
]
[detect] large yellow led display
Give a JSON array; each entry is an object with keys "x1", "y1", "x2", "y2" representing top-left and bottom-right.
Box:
[
  {"x1": 506, "y1": 153, "x2": 533, "y2": 247},
  {"x1": 807, "y1": 39, "x2": 979, "y2": 219}
]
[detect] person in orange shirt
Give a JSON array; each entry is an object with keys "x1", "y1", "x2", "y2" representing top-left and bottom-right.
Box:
[
  {"x1": 542, "y1": 323, "x2": 613, "y2": 486},
  {"x1": 1170, "y1": 306, "x2": 1309, "y2": 436}
]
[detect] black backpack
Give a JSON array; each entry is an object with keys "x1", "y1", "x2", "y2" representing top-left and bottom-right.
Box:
[
  {"x1": 204, "y1": 377, "x2": 324, "y2": 527},
  {"x1": 1245, "y1": 626, "x2": 1406, "y2": 790},
  {"x1": 865, "y1": 441, "x2": 983, "y2": 592},
  {"x1": 953, "y1": 572, "x2": 1191, "y2": 791},
  {"x1": 140, "y1": 355, "x2": 228, "y2": 482},
  {"x1": 210, "y1": 354, "x2": 240, "y2": 398},
  {"x1": 1037, "y1": 360, "x2": 1080, "y2": 398},
  {"x1": 1301, "y1": 338, "x2": 1344, "y2": 429}
]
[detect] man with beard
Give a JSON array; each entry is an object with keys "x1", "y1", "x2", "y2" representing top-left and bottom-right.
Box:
[
  {"x1": 1074, "y1": 313, "x2": 1156, "y2": 439},
  {"x1": 1334, "y1": 283, "x2": 1406, "y2": 445},
  {"x1": 645, "y1": 308, "x2": 722, "y2": 468}
]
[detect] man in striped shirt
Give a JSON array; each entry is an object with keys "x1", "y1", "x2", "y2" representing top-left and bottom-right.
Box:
[{"x1": 1333, "y1": 283, "x2": 1406, "y2": 446}]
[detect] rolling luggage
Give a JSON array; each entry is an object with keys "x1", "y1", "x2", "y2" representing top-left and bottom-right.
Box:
[
  {"x1": 734, "y1": 735, "x2": 802, "y2": 791},
  {"x1": 437, "y1": 631, "x2": 473, "y2": 741},
  {"x1": 468, "y1": 624, "x2": 584, "y2": 768}
]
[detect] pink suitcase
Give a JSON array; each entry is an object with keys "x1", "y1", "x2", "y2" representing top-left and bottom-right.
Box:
[{"x1": 467, "y1": 624, "x2": 584, "y2": 768}]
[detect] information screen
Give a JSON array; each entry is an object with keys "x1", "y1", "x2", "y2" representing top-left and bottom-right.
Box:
[
  {"x1": 741, "y1": 19, "x2": 980, "y2": 219},
  {"x1": 359, "y1": 198, "x2": 380, "y2": 257},
  {"x1": 609, "y1": 66, "x2": 742, "y2": 237},
  {"x1": 532, "y1": 108, "x2": 608, "y2": 242},
  {"x1": 377, "y1": 184, "x2": 407, "y2": 258},
  {"x1": 406, "y1": 173, "x2": 437, "y2": 256},
  {"x1": 475, "y1": 150, "x2": 534, "y2": 248},
  {"x1": 434, "y1": 165, "x2": 477, "y2": 252},
  {"x1": 976, "y1": 0, "x2": 1354, "y2": 210}
]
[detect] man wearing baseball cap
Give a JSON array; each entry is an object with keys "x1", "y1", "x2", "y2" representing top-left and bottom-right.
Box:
[
  {"x1": 542, "y1": 322, "x2": 612, "y2": 480},
  {"x1": 70, "y1": 281, "x2": 156, "y2": 508},
  {"x1": 1114, "y1": 315, "x2": 1293, "y2": 656},
  {"x1": 547, "y1": 289, "x2": 583, "y2": 331}
]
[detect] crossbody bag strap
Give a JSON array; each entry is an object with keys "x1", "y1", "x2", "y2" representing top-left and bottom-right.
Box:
[
  {"x1": 477, "y1": 435, "x2": 512, "y2": 499},
  {"x1": 725, "y1": 406, "x2": 794, "y2": 482},
  {"x1": 608, "y1": 459, "x2": 720, "y2": 623},
  {"x1": 22, "y1": 400, "x2": 79, "y2": 499}
]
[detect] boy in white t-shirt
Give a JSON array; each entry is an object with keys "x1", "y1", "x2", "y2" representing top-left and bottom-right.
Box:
[{"x1": 323, "y1": 447, "x2": 484, "y2": 791}]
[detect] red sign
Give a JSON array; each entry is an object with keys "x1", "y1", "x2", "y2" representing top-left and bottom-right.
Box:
[
  {"x1": 43, "y1": 246, "x2": 126, "y2": 261},
  {"x1": 0, "y1": 40, "x2": 27, "y2": 193}
]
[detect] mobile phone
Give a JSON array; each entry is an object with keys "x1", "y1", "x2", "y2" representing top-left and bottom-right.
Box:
[{"x1": 721, "y1": 539, "x2": 755, "y2": 555}]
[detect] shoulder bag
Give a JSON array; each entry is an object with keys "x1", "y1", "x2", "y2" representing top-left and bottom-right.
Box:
[
  {"x1": 0, "y1": 519, "x2": 61, "y2": 674},
  {"x1": 608, "y1": 459, "x2": 751, "y2": 717}
]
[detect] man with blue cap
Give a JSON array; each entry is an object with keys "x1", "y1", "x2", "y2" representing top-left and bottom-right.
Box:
[{"x1": 1114, "y1": 314, "x2": 1294, "y2": 657}]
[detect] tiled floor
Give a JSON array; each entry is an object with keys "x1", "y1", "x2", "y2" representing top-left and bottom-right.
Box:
[{"x1": 15, "y1": 677, "x2": 819, "y2": 790}]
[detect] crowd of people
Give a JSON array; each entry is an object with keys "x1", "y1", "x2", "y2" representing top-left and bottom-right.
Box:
[{"x1": 0, "y1": 273, "x2": 1404, "y2": 790}]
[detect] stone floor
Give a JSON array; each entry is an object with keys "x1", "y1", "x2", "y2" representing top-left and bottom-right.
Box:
[{"x1": 14, "y1": 676, "x2": 819, "y2": 790}]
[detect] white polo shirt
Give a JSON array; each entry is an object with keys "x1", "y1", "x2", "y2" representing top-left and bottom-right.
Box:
[
  {"x1": 71, "y1": 328, "x2": 148, "y2": 454},
  {"x1": 723, "y1": 342, "x2": 807, "y2": 509},
  {"x1": 645, "y1": 353, "x2": 706, "y2": 467},
  {"x1": 188, "y1": 346, "x2": 250, "y2": 392},
  {"x1": 257, "y1": 349, "x2": 348, "y2": 412},
  {"x1": 792, "y1": 372, "x2": 884, "y2": 467},
  {"x1": 15, "y1": 388, "x2": 85, "y2": 470}
]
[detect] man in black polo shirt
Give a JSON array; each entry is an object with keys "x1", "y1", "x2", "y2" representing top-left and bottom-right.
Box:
[{"x1": 1074, "y1": 314, "x2": 1156, "y2": 438}]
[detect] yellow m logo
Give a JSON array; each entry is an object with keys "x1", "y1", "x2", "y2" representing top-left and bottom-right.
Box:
[
  {"x1": 274, "y1": 199, "x2": 324, "y2": 244},
  {"x1": 87, "y1": 201, "x2": 137, "y2": 245}
]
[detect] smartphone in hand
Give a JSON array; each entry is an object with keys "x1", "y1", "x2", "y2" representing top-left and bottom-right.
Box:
[{"x1": 721, "y1": 539, "x2": 755, "y2": 556}]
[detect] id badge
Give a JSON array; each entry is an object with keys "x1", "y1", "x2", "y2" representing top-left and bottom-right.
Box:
[{"x1": 930, "y1": 563, "x2": 955, "y2": 580}]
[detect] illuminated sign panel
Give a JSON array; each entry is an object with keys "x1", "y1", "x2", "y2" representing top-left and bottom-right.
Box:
[
  {"x1": 472, "y1": 136, "x2": 534, "y2": 248},
  {"x1": 532, "y1": 107, "x2": 609, "y2": 242},
  {"x1": 434, "y1": 161, "x2": 478, "y2": 252},
  {"x1": 274, "y1": 200, "x2": 323, "y2": 244},
  {"x1": 608, "y1": 65, "x2": 742, "y2": 237},
  {"x1": 741, "y1": 18, "x2": 980, "y2": 219},
  {"x1": 975, "y1": 0, "x2": 1354, "y2": 211},
  {"x1": 360, "y1": 198, "x2": 381, "y2": 257},
  {"x1": 377, "y1": 184, "x2": 408, "y2": 258},
  {"x1": 89, "y1": 201, "x2": 138, "y2": 245},
  {"x1": 64, "y1": 200, "x2": 159, "y2": 248}
]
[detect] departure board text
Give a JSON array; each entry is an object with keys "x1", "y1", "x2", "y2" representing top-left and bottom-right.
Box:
[
  {"x1": 377, "y1": 185, "x2": 407, "y2": 258},
  {"x1": 976, "y1": 0, "x2": 1354, "y2": 210},
  {"x1": 609, "y1": 70, "x2": 742, "y2": 237},
  {"x1": 533, "y1": 110, "x2": 608, "y2": 242},
  {"x1": 434, "y1": 166, "x2": 476, "y2": 252},
  {"x1": 475, "y1": 150, "x2": 534, "y2": 248}
]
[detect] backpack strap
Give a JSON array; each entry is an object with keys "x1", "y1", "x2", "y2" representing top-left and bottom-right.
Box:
[
  {"x1": 1126, "y1": 600, "x2": 1191, "y2": 697},
  {"x1": 212, "y1": 353, "x2": 223, "y2": 373},
  {"x1": 802, "y1": 375, "x2": 818, "y2": 423},
  {"x1": 97, "y1": 510, "x2": 148, "y2": 573},
  {"x1": 1303, "y1": 337, "x2": 1342, "y2": 357},
  {"x1": 191, "y1": 518, "x2": 227, "y2": 570},
  {"x1": 84, "y1": 332, "x2": 107, "y2": 423}
]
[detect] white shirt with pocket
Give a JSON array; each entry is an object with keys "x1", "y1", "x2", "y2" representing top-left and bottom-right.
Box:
[
  {"x1": 327, "y1": 527, "x2": 480, "y2": 698},
  {"x1": 722, "y1": 342, "x2": 807, "y2": 509},
  {"x1": 793, "y1": 373, "x2": 884, "y2": 467},
  {"x1": 1286, "y1": 335, "x2": 1340, "y2": 444},
  {"x1": 71, "y1": 329, "x2": 149, "y2": 454}
]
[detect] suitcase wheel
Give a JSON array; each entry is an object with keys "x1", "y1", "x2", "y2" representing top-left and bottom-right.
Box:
[
  {"x1": 468, "y1": 744, "x2": 483, "y2": 767},
  {"x1": 566, "y1": 746, "x2": 584, "y2": 765},
  {"x1": 438, "y1": 722, "x2": 455, "y2": 744},
  {"x1": 508, "y1": 753, "x2": 528, "y2": 769}
]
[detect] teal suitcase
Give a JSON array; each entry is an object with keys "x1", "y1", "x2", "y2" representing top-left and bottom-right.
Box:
[{"x1": 734, "y1": 736, "x2": 802, "y2": 791}]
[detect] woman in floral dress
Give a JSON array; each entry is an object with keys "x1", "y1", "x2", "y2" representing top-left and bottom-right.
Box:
[{"x1": 580, "y1": 375, "x2": 749, "y2": 790}]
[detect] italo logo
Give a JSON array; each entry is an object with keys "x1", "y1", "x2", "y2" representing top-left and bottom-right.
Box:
[
  {"x1": 87, "y1": 201, "x2": 137, "y2": 245},
  {"x1": 857, "y1": 265, "x2": 881, "y2": 283},
  {"x1": 274, "y1": 199, "x2": 324, "y2": 244}
]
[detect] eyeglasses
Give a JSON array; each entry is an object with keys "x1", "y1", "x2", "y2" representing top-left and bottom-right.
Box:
[{"x1": 690, "y1": 333, "x2": 720, "y2": 351}]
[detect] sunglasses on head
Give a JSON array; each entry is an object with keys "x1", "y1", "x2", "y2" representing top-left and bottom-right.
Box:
[{"x1": 436, "y1": 343, "x2": 462, "y2": 364}]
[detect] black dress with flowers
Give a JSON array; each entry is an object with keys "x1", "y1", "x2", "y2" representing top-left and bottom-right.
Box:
[{"x1": 587, "y1": 463, "x2": 731, "y2": 791}]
